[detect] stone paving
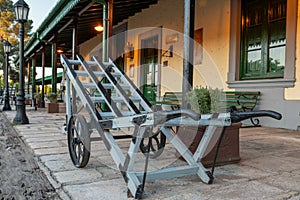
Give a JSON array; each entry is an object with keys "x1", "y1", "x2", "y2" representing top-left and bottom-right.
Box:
[{"x1": 3, "y1": 107, "x2": 300, "y2": 199}]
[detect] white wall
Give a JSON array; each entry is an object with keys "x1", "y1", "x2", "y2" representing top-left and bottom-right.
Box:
[
  {"x1": 194, "y1": 0, "x2": 230, "y2": 90},
  {"x1": 123, "y1": 0, "x2": 232, "y2": 92},
  {"x1": 126, "y1": 0, "x2": 184, "y2": 93},
  {"x1": 285, "y1": 2, "x2": 300, "y2": 100}
]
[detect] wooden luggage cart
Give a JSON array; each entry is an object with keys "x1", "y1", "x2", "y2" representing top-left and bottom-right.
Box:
[{"x1": 60, "y1": 54, "x2": 281, "y2": 199}]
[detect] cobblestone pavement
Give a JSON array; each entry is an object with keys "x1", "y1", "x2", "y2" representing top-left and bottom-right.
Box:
[{"x1": 3, "y1": 107, "x2": 300, "y2": 200}]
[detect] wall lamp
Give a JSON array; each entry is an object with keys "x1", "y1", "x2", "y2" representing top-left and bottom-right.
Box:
[
  {"x1": 162, "y1": 45, "x2": 173, "y2": 58},
  {"x1": 94, "y1": 25, "x2": 104, "y2": 32}
]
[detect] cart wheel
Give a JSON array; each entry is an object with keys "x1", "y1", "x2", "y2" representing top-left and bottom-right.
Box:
[
  {"x1": 68, "y1": 115, "x2": 90, "y2": 168},
  {"x1": 140, "y1": 128, "x2": 166, "y2": 159}
]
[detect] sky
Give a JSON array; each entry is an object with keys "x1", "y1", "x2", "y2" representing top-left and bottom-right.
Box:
[{"x1": 12, "y1": 0, "x2": 59, "y2": 32}]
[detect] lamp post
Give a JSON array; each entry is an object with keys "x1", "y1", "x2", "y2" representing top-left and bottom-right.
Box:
[
  {"x1": 3, "y1": 38, "x2": 12, "y2": 111},
  {"x1": 13, "y1": 0, "x2": 29, "y2": 124}
]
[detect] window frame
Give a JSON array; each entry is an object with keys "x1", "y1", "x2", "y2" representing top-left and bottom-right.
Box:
[{"x1": 227, "y1": 0, "x2": 297, "y2": 88}]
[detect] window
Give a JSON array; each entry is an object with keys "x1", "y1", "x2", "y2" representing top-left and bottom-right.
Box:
[{"x1": 240, "y1": 0, "x2": 286, "y2": 80}]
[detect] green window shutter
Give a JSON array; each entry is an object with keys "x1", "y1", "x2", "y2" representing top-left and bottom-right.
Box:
[{"x1": 240, "y1": 0, "x2": 286, "y2": 80}]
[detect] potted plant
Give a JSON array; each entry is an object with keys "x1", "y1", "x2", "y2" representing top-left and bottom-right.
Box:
[
  {"x1": 176, "y1": 86, "x2": 241, "y2": 167},
  {"x1": 46, "y1": 92, "x2": 59, "y2": 113},
  {"x1": 34, "y1": 93, "x2": 42, "y2": 108}
]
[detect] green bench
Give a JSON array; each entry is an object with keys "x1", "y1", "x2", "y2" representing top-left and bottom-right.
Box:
[
  {"x1": 157, "y1": 91, "x2": 261, "y2": 126},
  {"x1": 159, "y1": 92, "x2": 182, "y2": 110},
  {"x1": 221, "y1": 91, "x2": 260, "y2": 112},
  {"x1": 221, "y1": 91, "x2": 261, "y2": 126}
]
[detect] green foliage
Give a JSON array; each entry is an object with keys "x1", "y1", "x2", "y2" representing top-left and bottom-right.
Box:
[
  {"x1": 208, "y1": 87, "x2": 225, "y2": 113},
  {"x1": 46, "y1": 92, "x2": 58, "y2": 103},
  {"x1": 0, "y1": 74, "x2": 4, "y2": 89},
  {"x1": 33, "y1": 92, "x2": 41, "y2": 100},
  {"x1": 0, "y1": 0, "x2": 15, "y2": 40},
  {"x1": 0, "y1": 0, "x2": 17, "y2": 61},
  {"x1": 9, "y1": 68, "x2": 18, "y2": 83},
  {"x1": 187, "y1": 86, "x2": 211, "y2": 114},
  {"x1": 187, "y1": 86, "x2": 224, "y2": 114}
]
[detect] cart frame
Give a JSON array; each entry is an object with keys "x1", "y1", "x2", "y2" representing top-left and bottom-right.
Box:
[{"x1": 60, "y1": 54, "x2": 281, "y2": 199}]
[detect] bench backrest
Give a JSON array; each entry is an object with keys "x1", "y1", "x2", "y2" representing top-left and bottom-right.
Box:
[
  {"x1": 222, "y1": 91, "x2": 260, "y2": 112},
  {"x1": 160, "y1": 91, "x2": 260, "y2": 112},
  {"x1": 162, "y1": 92, "x2": 182, "y2": 104}
]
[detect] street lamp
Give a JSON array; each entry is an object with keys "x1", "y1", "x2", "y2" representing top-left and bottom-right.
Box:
[
  {"x1": 2, "y1": 38, "x2": 12, "y2": 111},
  {"x1": 13, "y1": 0, "x2": 29, "y2": 124}
]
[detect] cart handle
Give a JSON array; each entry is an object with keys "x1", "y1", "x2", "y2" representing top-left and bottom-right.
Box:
[
  {"x1": 230, "y1": 110, "x2": 282, "y2": 123},
  {"x1": 153, "y1": 109, "x2": 281, "y2": 125},
  {"x1": 154, "y1": 109, "x2": 200, "y2": 125}
]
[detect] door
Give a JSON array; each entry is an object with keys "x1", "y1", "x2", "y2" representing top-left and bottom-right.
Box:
[{"x1": 140, "y1": 35, "x2": 159, "y2": 104}]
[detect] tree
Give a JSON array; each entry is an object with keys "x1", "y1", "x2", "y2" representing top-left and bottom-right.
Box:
[
  {"x1": 0, "y1": 74, "x2": 4, "y2": 89},
  {"x1": 0, "y1": 0, "x2": 33, "y2": 83}
]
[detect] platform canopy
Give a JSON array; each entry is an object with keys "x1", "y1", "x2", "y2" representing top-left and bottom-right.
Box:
[{"x1": 24, "y1": 0, "x2": 158, "y2": 66}]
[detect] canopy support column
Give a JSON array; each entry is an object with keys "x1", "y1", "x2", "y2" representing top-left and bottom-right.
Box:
[
  {"x1": 27, "y1": 61, "x2": 30, "y2": 95},
  {"x1": 41, "y1": 45, "x2": 46, "y2": 108},
  {"x1": 182, "y1": 0, "x2": 195, "y2": 109},
  {"x1": 102, "y1": 2, "x2": 108, "y2": 61},
  {"x1": 31, "y1": 55, "x2": 36, "y2": 108},
  {"x1": 72, "y1": 16, "x2": 78, "y2": 62},
  {"x1": 51, "y1": 35, "x2": 57, "y2": 93},
  {"x1": 108, "y1": 0, "x2": 114, "y2": 58}
]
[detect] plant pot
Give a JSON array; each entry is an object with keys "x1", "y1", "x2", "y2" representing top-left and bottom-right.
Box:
[
  {"x1": 25, "y1": 99, "x2": 32, "y2": 105},
  {"x1": 58, "y1": 102, "x2": 66, "y2": 113},
  {"x1": 47, "y1": 103, "x2": 59, "y2": 113},
  {"x1": 175, "y1": 123, "x2": 241, "y2": 167}
]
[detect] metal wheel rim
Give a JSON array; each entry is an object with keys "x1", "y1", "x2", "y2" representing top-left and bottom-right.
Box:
[
  {"x1": 67, "y1": 115, "x2": 90, "y2": 168},
  {"x1": 140, "y1": 128, "x2": 166, "y2": 159}
]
